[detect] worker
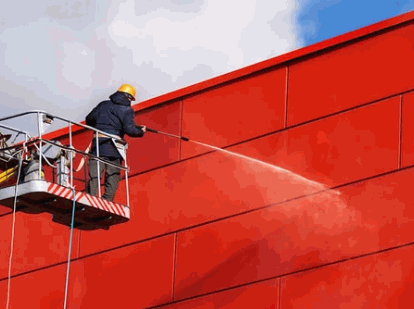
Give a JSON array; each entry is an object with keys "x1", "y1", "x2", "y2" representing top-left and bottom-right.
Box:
[{"x1": 85, "y1": 84, "x2": 146, "y2": 201}]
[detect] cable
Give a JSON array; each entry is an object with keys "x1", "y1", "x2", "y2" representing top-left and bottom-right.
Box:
[
  {"x1": 5, "y1": 149, "x2": 23, "y2": 309},
  {"x1": 63, "y1": 187, "x2": 76, "y2": 309},
  {"x1": 31, "y1": 142, "x2": 57, "y2": 169},
  {"x1": 0, "y1": 145, "x2": 23, "y2": 164},
  {"x1": 41, "y1": 155, "x2": 57, "y2": 169},
  {"x1": 72, "y1": 141, "x2": 92, "y2": 173}
]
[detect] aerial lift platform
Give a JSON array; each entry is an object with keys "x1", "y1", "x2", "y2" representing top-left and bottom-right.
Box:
[{"x1": 0, "y1": 111, "x2": 131, "y2": 230}]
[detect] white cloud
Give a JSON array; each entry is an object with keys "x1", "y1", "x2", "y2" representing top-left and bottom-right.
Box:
[
  {"x1": 0, "y1": 0, "x2": 301, "y2": 132},
  {"x1": 103, "y1": 0, "x2": 300, "y2": 91},
  {"x1": 61, "y1": 42, "x2": 96, "y2": 88}
]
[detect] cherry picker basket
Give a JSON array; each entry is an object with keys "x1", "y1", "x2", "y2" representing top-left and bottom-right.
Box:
[{"x1": 0, "y1": 111, "x2": 131, "y2": 230}]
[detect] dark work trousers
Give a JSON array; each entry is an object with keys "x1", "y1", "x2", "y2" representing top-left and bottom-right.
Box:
[{"x1": 87, "y1": 157, "x2": 122, "y2": 201}]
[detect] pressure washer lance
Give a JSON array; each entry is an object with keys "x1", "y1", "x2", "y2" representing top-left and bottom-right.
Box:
[{"x1": 144, "y1": 127, "x2": 189, "y2": 142}]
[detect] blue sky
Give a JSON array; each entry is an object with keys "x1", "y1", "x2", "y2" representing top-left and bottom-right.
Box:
[
  {"x1": 0, "y1": 1, "x2": 413, "y2": 134},
  {"x1": 298, "y1": 0, "x2": 414, "y2": 46}
]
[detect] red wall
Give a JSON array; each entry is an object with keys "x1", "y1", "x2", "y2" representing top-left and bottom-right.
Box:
[{"x1": 2, "y1": 11, "x2": 414, "y2": 308}]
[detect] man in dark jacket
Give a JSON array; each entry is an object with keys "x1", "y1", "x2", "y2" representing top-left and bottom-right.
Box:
[{"x1": 85, "y1": 84, "x2": 146, "y2": 201}]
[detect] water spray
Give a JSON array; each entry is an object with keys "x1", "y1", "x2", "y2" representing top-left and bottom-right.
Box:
[{"x1": 143, "y1": 126, "x2": 328, "y2": 190}]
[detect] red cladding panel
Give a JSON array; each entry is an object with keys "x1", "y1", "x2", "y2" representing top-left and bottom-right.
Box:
[
  {"x1": 80, "y1": 146, "x2": 324, "y2": 256},
  {"x1": 80, "y1": 97, "x2": 399, "y2": 256},
  {"x1": 287, "y1": 23, "x2": 414, "y2": 126},
  {"x1": 402, "y1": 91, "x2": 414, "y2": 167},
  {"x1": 0, "y1": 206, "x2": 10, "y2": 216},
  {"x1": 57, "y1": 127, "x2": 92, "y2": 151},
  {"x1": 128, "y1": 101, "x2": 181, "y2": 174},
  {"x1": 280, "y1": 245, "x2": 414, "y2": 308},
  {"x1": 69, "y1": 235, "x2": 174, "y2": 309},
  {"x1": 181, "y1": 67, "x2": 287, "y2": 159},
  {"x1": 174, "y1": 168, "x2": 414, "y2": 299},
  {"x1": 0, "y1": 280, "x2": 5, "y2": 306},
  {"x1": 11, "y1": 212, "x2": 80, "y2": 276},
  {"x1": 0, "y1": 215, "x2": 11, "y2": 280},
  {"x1": 2, "y1": 264, "x2": 67, "y2": 308},
  {"x1": 160, "y1": 279, "x2": 278, "y2": 309},
  {"x1": 233, "y1": 96, "x2": 399, "y2": 187}
]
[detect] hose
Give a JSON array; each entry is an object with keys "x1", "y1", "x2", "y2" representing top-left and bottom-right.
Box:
[
  {"x1": 72, "y1": 141, "x2": 92, "y2": 173},
  {"x1": 63, "y1": 187, "x2": 76, "y2": 309},
  {"x1": 5, "y1": 149, "x2": 24, "y2": 309}
]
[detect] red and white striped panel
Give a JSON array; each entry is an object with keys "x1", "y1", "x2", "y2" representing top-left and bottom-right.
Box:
[{"x1": 47, "y1": 183, "x2": 129, "y2": 218}]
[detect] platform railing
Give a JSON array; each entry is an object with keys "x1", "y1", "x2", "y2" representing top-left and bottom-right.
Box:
[
  {"x1": 0, "y1": 110, "x2": 129, "y2": 207},
  {"x1": 0, "y1": 123, "x2": 30, "y2": 161}
]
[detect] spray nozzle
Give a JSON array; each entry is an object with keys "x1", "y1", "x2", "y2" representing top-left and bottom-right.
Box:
[
  {"x1": 145, "y1": 127, "x2": 189, "y2": 142},
  {"x1": 145, "y1": 127, "x2": 158, "y2": 133}
]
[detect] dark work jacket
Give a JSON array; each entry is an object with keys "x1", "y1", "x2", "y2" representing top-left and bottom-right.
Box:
[{"x1": 86, "y1": 92, "x2": 144, "y2": 158}]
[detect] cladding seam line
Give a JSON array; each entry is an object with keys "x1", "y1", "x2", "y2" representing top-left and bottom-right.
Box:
[
  {"x1": 284, "y1": 66, "x2": 289, "y2": 128},
  {"x1": 174, "y1": 64, "x2": 283, "y2": 105},
  {"x1": 136, "y1": 15, "x2": 413, "y2": 113},
  {"x1": 179, "y1": 99, "x2": 184, "y2": 161},
  {"x1": 2, "y1": 162, "x2": 414, "y2": 285},
  {"x1": 40, "y1": 14, "x2": 414, "y2": 145},
  {"x1": 0, "y1": 161, "x2": 412, "y2": 285},
  {"x1": 76, "y1": 164, "x2": 414, "y2": 257},
  {"x1": 278, "y1": 278, "x2": 282, "y2": 309},
  {"x1": 399, "y1": 95, "x2": 403, "y2": 169},
  {"x1": 144, "y1": 240, "x2": 414, "y2": 309},
  {"x1": 125, "y1": 86, "x2": 414, "y2": 180},
  {"x1": 0, "y1": 156, "x2": 414, "y2": 282},
  {"x1": 0, "y1": 212, "x2": 12, "y2": 218},
  {"x1": 0, "y1": 159, "x2": 411, "y2": 286},
  {"x1": 172, "y1": 233, "x2": 178, "y2": 301},
  {"x1": 2, "y1": 220, "x2": 414, "y2": 301},
  {"x1": 2, "y1": 25, "x2": 412, "y2": 302},
  {"x1": 34, "y1": 12, "x2": 414, "y2": 136}
]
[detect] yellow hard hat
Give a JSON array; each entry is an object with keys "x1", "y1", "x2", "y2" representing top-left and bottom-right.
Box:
[{"x1": 118, "y1": 84, "x2": 136, "y2": 101}]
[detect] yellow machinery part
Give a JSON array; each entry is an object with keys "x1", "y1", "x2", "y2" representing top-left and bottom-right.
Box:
[{"x1": 0, "y1": 165, "x2": 18, "y2": 184}]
